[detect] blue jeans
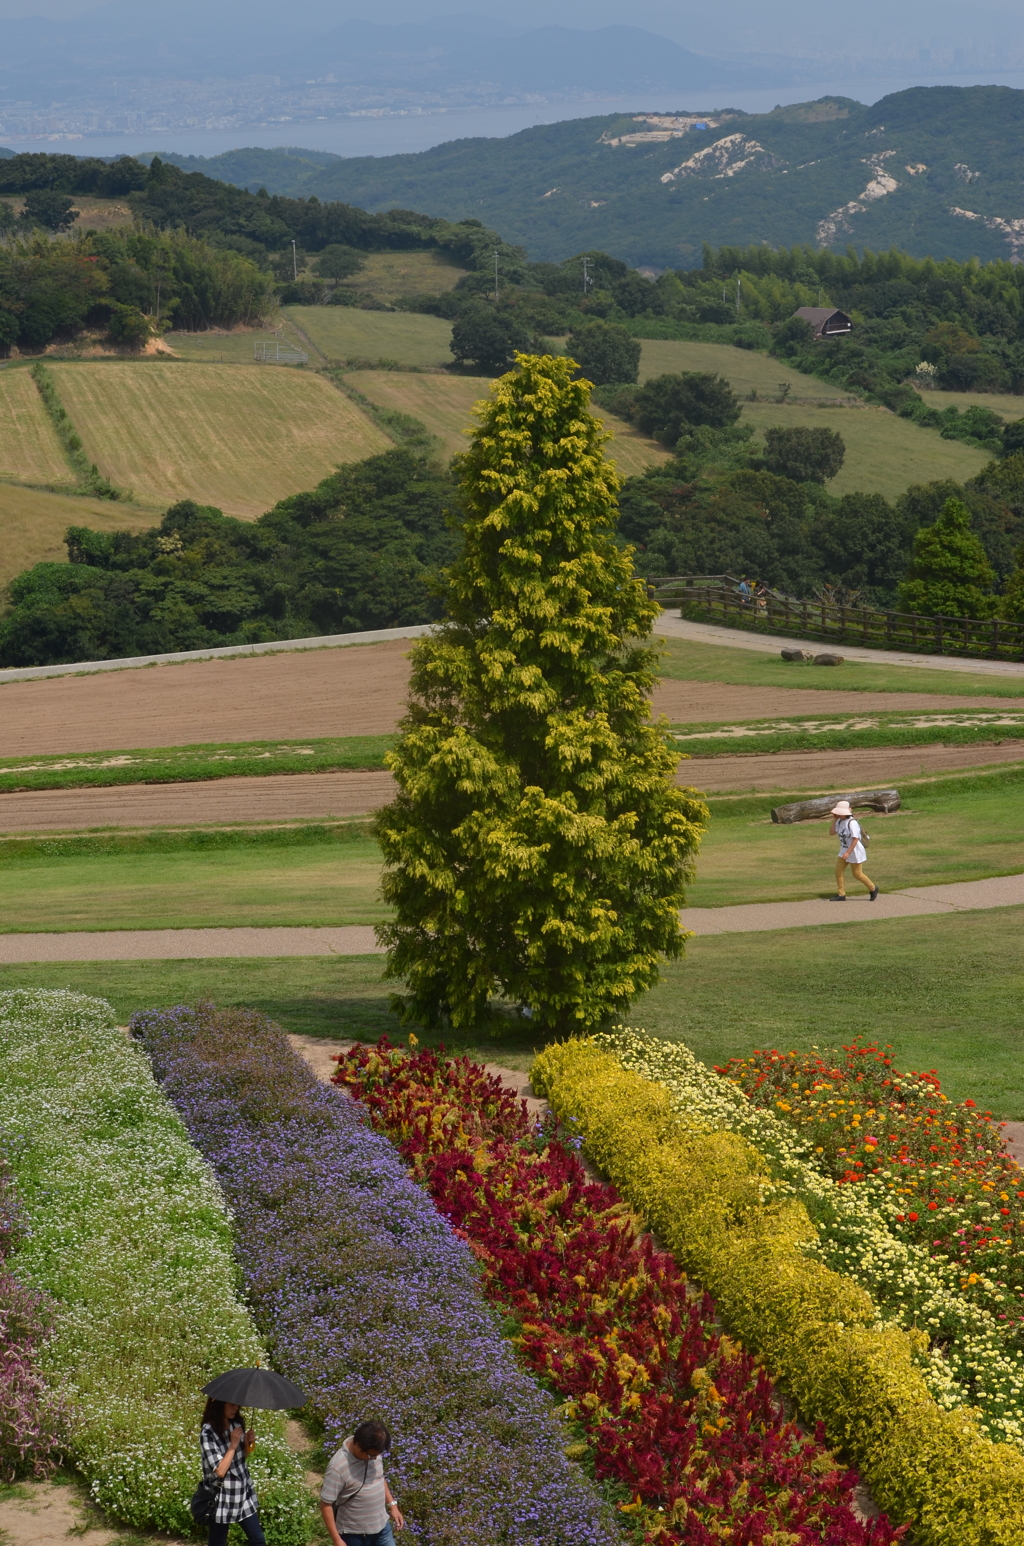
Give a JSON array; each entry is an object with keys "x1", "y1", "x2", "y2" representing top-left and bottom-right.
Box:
[
  {"x1": 209, "y1": 1514, "x2": 266, "y2": 1546},
  {"x1": 340, "y1": 1525, "x2": 395, "y2": 1546}
]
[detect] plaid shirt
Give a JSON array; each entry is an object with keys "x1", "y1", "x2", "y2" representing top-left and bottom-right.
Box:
[{"x1": 200, "y1": 1424, "x2": 258, "y2": 1523}]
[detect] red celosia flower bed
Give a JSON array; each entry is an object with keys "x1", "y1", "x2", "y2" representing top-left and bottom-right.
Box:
[
  {"x1": 718, "y1": 1042, "x2": 1024, "y2": 1324},
  {"x1": 333, "y1": 1038, "x2": 902, "y2": 1546}
]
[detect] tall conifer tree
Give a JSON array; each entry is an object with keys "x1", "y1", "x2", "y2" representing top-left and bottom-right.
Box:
[
  {"x1": 898, "y1": 497, "x2": 997, "y2": 618},
  {"x1": 375, "y1": 353, "x2": 708, "y2": 1033}
]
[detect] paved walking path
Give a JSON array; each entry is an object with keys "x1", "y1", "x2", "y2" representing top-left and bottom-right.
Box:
[
  {"x1": 657, "y1": 615, "x2": 1024, "y2": 678},
  {"x1": 2, "y1": 874, "x2": 1020, "y2": 962}
]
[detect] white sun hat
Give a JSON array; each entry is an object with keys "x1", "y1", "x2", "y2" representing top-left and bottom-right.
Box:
[{"x1": 830, "y1": 799, "x2": 853, "y2": 816}]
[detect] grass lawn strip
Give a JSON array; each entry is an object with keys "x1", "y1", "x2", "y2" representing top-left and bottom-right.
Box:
[
  {"x1": 136, "y1": 1001, "x2": 618, "y2": 1546},
  {"x1": 334, "y1": 1038, "x2": 899, "y2": 1546},
  {"x1": 0, "y1": 735, "x2": 396, "y2": 793},
  {"x1": 0, "y1": 989, "x2": 310, "y2": 1539},
  {"x1": 596, "y1": 1029, "x2": 1024, "y2": 1447},
  {"x1": 657, "y1": 637, "x2": 1024, "y2": 699},
  {"x1": 532, "y1": 1039, "x2": 1024, "y2": 1546},
  {"x1": 0, "y1": 1154, "x2": 63, "y2": 1481},
  {"x1": 672, "y1": 714, "x2": 1024, "y2": 759}
]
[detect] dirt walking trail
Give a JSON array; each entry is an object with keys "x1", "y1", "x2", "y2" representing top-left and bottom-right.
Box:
[
  {"x1": 2, "y1": 741, "x2": 1023, "y2": 832},
  {"x1": 3, "y1": 636, "x2": 1020, "y2": 758}
]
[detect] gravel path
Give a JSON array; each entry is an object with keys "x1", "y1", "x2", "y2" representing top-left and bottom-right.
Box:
[
  {"x1": 657, "y1": 615, "x2": 1024, "y2": 678},
  {"x1": 2, "y1": 874, "x2": 1020, "y2": 961}
]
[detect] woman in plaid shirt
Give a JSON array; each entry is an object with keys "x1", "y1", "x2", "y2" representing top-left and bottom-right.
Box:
[{"x1": 200, "y1": 1398, "x2": 265, "y2": 1546}]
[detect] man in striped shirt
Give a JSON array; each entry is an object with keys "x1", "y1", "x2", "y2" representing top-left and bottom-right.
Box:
[{"x1": 320, "y1": 1420, "x2": 404, "y2": 1546}]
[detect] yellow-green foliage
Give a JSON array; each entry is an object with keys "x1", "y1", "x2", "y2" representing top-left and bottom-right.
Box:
[{"x1": 531, "y1": 1040, "x2": 1024, "y2": 1545}]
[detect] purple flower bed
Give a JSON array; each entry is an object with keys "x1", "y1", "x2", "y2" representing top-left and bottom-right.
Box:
[
  {"x1": 134, "y1": 1004, "x2": 619, "y2": 1546},
  {"x1": 0, "y1": 1149, "x2": 64, "y2": 1483}
]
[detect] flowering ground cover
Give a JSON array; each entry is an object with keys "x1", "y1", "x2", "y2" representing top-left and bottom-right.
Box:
[
  {"x1": 333, "y1": 1036, "x2": 900, "y2": 1546},
  {"x1": 600, "y1": 1028, "x2": 1024, "y2": 1449},
  {"x1": 719, "y1": 1042, "x2": 1024, "y2": 1321},
  {"x1": 135, "y1": 1001, "x2": 617, "y2": 1546},
  {"x1": 0, "y1": 990, "x2": 309, "y2": 1539},
  {"x1": 0, "y1": 1150, "x2": 64, "y2": 1483},
  {"x1": 532, "y1": 1036, "x2": 1024, "y2": 1546}
]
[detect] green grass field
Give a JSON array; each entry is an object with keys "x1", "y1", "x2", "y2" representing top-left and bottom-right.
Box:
[
  {"x1": 0, "y1": 482, "x2": 158, "y2": 588},
  {"x1": 638, "y1": 339, "x2": 855, "y2": 400},
  {"x1": 689, "y1": 770, "x2": 1024, "y2": 907},
  {"x1": 917, "y1": 387, "x2": 1024, "y2": 421},
  {"x1": 2, "y1": 905, "x2": 1020, "y2": 1111},
  {"x1": 0, "y1": 736, "x2": 395, "y2": 793},
  {"x1": 47, "y1": 361, "x2": 391, "y2": 518},
  {"x1": 347, "y1": 368, "x2": 671, "y2": 477},
  {"x1": 335, "y1": 250, "x2": 468, "y2": 305},
  {"x1": 0, "y1": 366, "x2": 75, "y2": 486},
  {"x1": 636, "y1": 339, "x2": 991, "y2": 498},
  {"x1": 657, "y1": 634, "x2": 1024, "y2": 697},
  {"x1": 164, "y1": 317, "x2": 313, "y2": 364},
  {"x1": 2, "y1": 770, "x2": 1018, "y2": 927},
  {"x1": 285, "y1": 307, "x2": 456, "y2": 368},
  {"x1": 740, "y1": 400, "x2": 989, "y2": 499},
  {"x1": 0, "y1": 828, "x2": 385, "y2": 932}
]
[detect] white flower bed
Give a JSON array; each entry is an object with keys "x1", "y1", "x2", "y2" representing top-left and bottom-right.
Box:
[
  {"x1": 0, "y1": 990, "x2": 310, "y2": 1539},
  {"x1": 597, "y1": 1027, "x2": 1024, "y2": 1449}
]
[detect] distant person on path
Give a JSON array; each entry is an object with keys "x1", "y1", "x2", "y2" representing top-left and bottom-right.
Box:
[
  {"x1": 320, "y1": 1420, "x2": 405, "y2": 1546},
  {"x1": 200, "y1": 1399, "x2": 264, "y2": 1546},
  {"x1": 828, "y1": 799, "x2": 879, "y2": 902}
]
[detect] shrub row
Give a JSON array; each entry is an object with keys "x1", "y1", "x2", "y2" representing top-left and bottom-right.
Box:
[
  {"x1": 531, "y1": 1038, "x2": 1024, "y2": 1546},
  {"x1": 134, "y1": 1002, "x2": 616, "y2": 1546},
  {"x1": 600, "y1": 1028, "x2": 1024, "y2": 1447},
  {"x1": 0, "y1": 1146, "x2": 64, "y2": 1482},
  {"x1": 0, "y1": 990, "x2": 309, "y2": 1537},
  {"x1": 334, "y1": 1037, "x2": 899, "y2": 1546}
]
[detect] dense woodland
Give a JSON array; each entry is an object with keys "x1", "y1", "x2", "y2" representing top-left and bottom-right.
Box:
[{"x1": 0, "y1": 450, "x2": 457, "y2": 666}]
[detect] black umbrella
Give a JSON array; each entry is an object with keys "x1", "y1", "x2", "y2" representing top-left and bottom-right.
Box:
[{"x1": 202, "y1": 1368, "x2": 307, "y2": 1409}]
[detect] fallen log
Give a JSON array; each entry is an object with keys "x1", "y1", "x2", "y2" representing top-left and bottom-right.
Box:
[{"x1": 771, "y1": 788, "x2": 901, "y2": 824}]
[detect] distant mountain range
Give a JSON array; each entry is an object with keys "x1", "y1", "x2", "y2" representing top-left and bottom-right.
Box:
[
  {"x1": 0, "y1": 10, "x2": 802, "y2": 137},
  {"x1": 145, "y1": 85, "x2": 1024, "y2": 268}
]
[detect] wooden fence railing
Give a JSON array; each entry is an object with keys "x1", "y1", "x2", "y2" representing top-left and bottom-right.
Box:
[{"x1": 648, "y1": 575, "x2": 1024, "y2": 662}]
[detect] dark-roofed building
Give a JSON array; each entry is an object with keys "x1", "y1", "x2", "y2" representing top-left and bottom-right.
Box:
[{"x1": 792, "y1": 306, "x2": 853, "y2": 338}]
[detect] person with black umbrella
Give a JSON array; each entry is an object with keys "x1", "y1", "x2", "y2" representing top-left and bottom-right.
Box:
[{"x1": 195, "y1": 1368, "x2": 308, "y2": 1546}]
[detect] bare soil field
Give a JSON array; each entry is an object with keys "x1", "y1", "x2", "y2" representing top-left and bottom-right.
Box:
[
  {"x1": 4, "y1": 742, "x2": 1022, "y2": 832},
  {"x1": 0, "y1": 366, "x2": 74, "y2": 485},
  {"x1": 3, "y1": 638, "x2": 1020, "y2": 759},
  {"x1": 346, "y1": 368, "x2": 672, "y2": 476},
  {"x1": 47, "y1": 361, "x2": 391, "y2": 517},
  {"x1": 0, "y1": 483, "x2": 158, "y2": 588}
]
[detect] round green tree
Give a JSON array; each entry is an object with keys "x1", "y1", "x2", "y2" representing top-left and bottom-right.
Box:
[
  {"x1": 374, "y1": 353, "x2": 708, "y2": 1034},
  {"x1": 565, "y1": 319, "x2": 641, "y2": 385},
  {"x1": 898, "y1": 496, "x2": 997, "y2": 618},
  {"x1": 634, "y1": 371, "x2": 740, "y2": 446}
]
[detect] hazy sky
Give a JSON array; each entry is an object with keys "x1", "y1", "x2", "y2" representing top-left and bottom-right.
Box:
[{"x1": 1, "y1": 0, "x2": 1021, "y2": 62}]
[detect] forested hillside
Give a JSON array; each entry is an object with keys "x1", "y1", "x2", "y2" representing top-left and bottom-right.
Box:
[{"x1": 219, "y1": 86, "x2": 1024, "y2": 269}]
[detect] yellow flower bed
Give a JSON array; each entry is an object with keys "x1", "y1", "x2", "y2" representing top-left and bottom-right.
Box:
[{"x1": 531, "y1": 1039, "x2": 1024, "y2": 1546}]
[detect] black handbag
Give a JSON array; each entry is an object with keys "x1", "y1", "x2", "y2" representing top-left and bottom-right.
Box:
[{"x1": 190, "y1": 1474, "x2": 222, "y2": 1526}]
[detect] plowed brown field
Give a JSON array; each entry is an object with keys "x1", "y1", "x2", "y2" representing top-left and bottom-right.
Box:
[{"x1": 3, "y1": 637, "x2": 1020, "y2": 759}]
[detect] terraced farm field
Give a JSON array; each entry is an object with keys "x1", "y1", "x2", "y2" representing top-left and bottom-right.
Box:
[
  {"x1": 636, "y1": 339, "x2": 991, "y2": 498},
  {"x1": 287, "y1": 307, "x2": 455, "y2": 368},
  {"x1": 0, "y1": 367, "x2": 74, "y2": 486},
  {"x1": 0, "y1": 483, "x2": 157, "y2": 587},
  {"x1": 48, "y1": 361, "x2": 391, "y2": 517},
  {"x1": 335, "y1": 249, "x2": 468, "y2": 304},
  {"x1": 347, "y1": 369, "x2": 672, "y2": 476}
]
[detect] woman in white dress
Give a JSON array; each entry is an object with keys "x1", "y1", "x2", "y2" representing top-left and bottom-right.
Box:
[{"x1": 828, "y1": 799, "x2": 879, "y2": 902}]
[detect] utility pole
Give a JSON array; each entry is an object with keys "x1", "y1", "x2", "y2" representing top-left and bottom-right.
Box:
[
  {"x1": 291, "y1": 239, "x2": 298, "y2": 280},
  {"x1": 494, "y1": 249, "x2": 499, "y2": 302},
  {"x1": 582, "y1": 255, "x2": 591, "y2": 295},
  {"x1": 736, "y1": 274, "x2": 741, "y2": 313}
]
